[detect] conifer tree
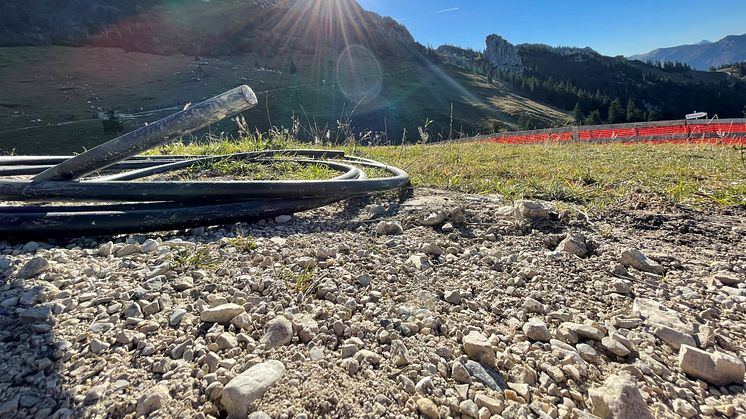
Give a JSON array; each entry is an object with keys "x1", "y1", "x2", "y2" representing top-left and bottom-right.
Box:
[
  {"x1": 572, "y1": 102, "x2": 583, "y2": 125},
  {"x1": 607, "y1": 99, "x2": 625, "y2": 124}
]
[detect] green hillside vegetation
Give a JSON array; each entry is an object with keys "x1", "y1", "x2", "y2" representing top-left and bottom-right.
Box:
[
  {"x1": 437, "y1": 43, "x2": 746, "y2": 127},
  {"x1": 0, "y1": 46, "x2": 569, "y2": 154}
]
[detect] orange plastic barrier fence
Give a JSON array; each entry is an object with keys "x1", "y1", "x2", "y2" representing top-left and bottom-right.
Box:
[{"x1": 482, "y1": 122, "x2": 746, "y2": 145}]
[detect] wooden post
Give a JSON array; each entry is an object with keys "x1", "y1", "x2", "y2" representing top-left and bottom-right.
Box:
[{"x1": 33, "y1": 85, "x2": 258, "y2": 182}]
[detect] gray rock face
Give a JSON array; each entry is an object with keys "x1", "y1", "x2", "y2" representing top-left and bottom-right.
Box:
[
  {"x1": 484, "y1": 34, "x2": 524, "y2": 74},
  {"x1": 260, "y1": 316, "x2": 293, "y2": 349},
  {"x1": 222, "y1": 360, "x2": 286, "y2": 419},
  {"x1": 678, "y1": 345, "x2": 745, "y2": 386},
  {"x1": 589, "y1": 375, "x2": 653, "y2": 419}
]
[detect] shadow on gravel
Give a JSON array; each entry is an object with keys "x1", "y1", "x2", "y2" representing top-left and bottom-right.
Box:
[
  {"x1": 0, "y1": 258, "x2": 74, "y2": 418},
  {"x1": 1, "y1": 189, "x2": 416, "y2": 249}
]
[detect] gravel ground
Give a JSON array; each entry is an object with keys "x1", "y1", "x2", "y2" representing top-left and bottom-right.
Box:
[{"x1": 0, "y1": 188, "x2": 744, "y2": 419}]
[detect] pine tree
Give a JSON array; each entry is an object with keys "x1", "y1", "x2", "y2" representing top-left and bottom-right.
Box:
[
  {"x1": 289, "y1": 59, "x2": 297, "y2": 74},
  {"x1": 585, "y1": 110, "x2": 602, "y2": 126},
  {"x1": 572, "y1": 102, "x2": 583, "y2": 125},
  {"x1": 626, "y1": 98, "x2": 640, "y2": 122},
  {"x1": 607, "y1": 99, "x2": 625, "y2": 124}
]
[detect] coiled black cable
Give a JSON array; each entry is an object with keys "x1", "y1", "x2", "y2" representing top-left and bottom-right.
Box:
[{"x1": 0, "y1": 149, "x2": 410, "y2": 240}]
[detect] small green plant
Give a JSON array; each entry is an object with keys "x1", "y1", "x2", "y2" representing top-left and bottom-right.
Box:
[
  {"x1": 225, "y1": 235, "x2": 258, "y2": 252},
  {"x1": 169, "y1": 246, "x2": 219, "y2": 270},
  {"x1": 273, "y1": 264, "x2": 316, "y2": 293}
]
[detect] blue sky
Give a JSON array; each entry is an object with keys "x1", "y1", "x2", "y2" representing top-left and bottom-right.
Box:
[{"x1": 357, "y1": 0, "x2": 746, "y2": 57}]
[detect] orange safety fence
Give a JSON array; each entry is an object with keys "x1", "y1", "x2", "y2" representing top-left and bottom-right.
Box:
[{"x1": 481, "y1": 120, "x2": 746, "y2": 145}]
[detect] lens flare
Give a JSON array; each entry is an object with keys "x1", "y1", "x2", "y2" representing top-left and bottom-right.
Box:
[{"x1": 336, "y1": 45, "x2": 383, "y2": 103}]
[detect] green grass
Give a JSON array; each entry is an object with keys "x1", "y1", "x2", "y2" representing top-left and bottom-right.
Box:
[
  {"x1": 225, "y1": 235, "x2": 258, "y2": 252},
  {"x1": 273, "y1": 264, "x2": 316, "y2": 294},
  {"x1": 154, "y1": 135, "x2": 745, "y2": 211},
  {"x1": 357, "y1": 141, "x2": 745, "y2": 210},
  {"x1": 169, "y1": 245, "x2": 220, "y2": 270},
  {"x1": 163, "y1": 159, "x2": 339, "y2": 181}
]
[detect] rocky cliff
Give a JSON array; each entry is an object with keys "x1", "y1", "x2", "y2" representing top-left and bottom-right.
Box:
[{"x1": 484, "y1": 34, "x2": 524, "y2": 74}]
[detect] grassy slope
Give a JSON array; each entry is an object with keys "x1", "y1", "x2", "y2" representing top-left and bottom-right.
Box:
[
  {"x1": 359, "y1": 142, "x2": 745, "y2": 210},
  {"x1": 0, "y1": 46, "x2": 568, "y2": 154},
  {"x1": 155, "y1": 136, "x2": 746, "y2": 211}
]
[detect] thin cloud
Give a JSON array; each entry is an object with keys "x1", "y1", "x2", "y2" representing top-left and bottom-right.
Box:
[{"x1": 433, "y1": 7, "x2": 459, "y2": 14}]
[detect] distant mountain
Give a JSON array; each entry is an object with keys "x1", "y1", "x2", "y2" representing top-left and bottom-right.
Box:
[
  {"x1": 437, "y1": 36, "x2": 746, "y2": 124},
  {"x1": 630, "y1": 34, "x2": 746, "y2": 70}
]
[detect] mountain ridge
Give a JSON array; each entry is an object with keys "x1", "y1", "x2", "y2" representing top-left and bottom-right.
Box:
[{"x1": 630, "y1": 34, "x2": 746, "y2": 69}]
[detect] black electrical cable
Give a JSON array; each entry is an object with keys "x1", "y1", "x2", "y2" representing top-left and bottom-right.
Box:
[{"x1": 0, "y1": 149, "x2": 410, "y2": 240}]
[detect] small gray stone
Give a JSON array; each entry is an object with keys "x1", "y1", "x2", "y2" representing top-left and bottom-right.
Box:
[
  {"x1": 444, "y1": 290, "x2": 461, "y2": 305},
  {"x1": 296, "y1": 256, "x2": 316, "y2": 269},
  {"x1": 123, "y1": 302, "x2": 143, "y2": 319},
  {"x1": 452, "y1": 361, "x2": 471, "y2": 384},
  {"x1": 523, "y1": 318, "x2": 552, "y2": 342},
  {"x1": 200, "y1": 303, "x2": 245, "y2": 324},
  {"x1": 136, "y1": 385, "x2": 170, "y2": 417},
  {"x1": 463, "y1": 331, "x2": 495, "y2": 365},
  {"x1": 602, "y1": 336, "x2": 631, "y2": 357},
  {"x1": 390, "y1": 340, "x2": 411, "y2": 367},
  {"x1": 679, "y1": 345, "x2": 745, "y2": 386},
  {"x1": 116, "y1": 243, "x2": 141, "y2": 257},
  {"x1": 274, "y1": 215, "x2": 292, "y2": 223},
  {"x1": 98, "y1": 242, "x2": 114, "y2": 257},
  {"x1": 260, "y1": 316, "x2": 293, "y2": 349},
  {"x1": 514, "y1": 200, "x2": 549, "y2": 221},
  {"x1": 420, "y1": 211, "x2": 447, "y2": 226},
  {"x1": 375, "y1": 221, "x2": 404, "y2": 235},
  {"x1": 90, "y1": 338, "x2": 110, "y2": 354},
  {"x1": 16, "y1": 257, "x2": 49, "y2": 279},
  {"x1": 712, "y1": 271, "x2": 741, "y2": 286},
  {"x1": 654, "y1": 325, "x2": 696, "y2": 350},
  {"x1": 619, "y1": 248, "x2": 665, "y2": 275},
  {"x1": 407, "y1": 254, "x2": 431, "y2": 270},
  {"x1": 589, "y1": 374, "x2": 652, "y2": 419},
  {"x1": 0, "y1": 396, "x2": 18, "y2": 416},
  {"x1": 464, "y1": 360, "x2": 507, "y2": 391},
  {"x1": 169, "y1": 309, "x2": 187, "y2": 327},
  {"x1": 19, "y1": 307, "x2": 51, "y2": 323},
  {"x1": 222, "y1": 360, "x2": 286, "y2": 419},
  {"x1": 460, "y1": 400, "x2": 479, "y2": 417},
  {"x1": 415, "y1": 376, "x2": 433, "y2": 394},
  {"x1": 556, "y1": 234, "x2": 588, "y2": 258}
]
